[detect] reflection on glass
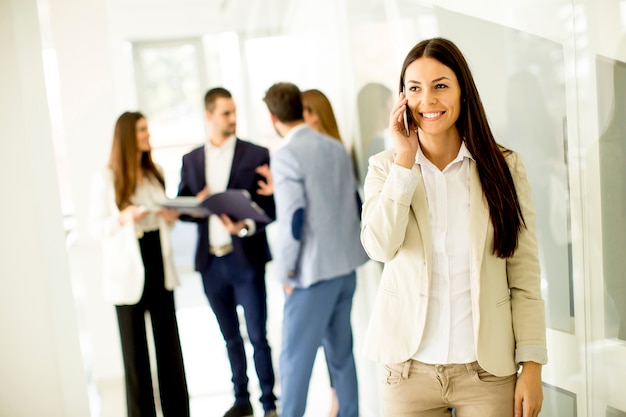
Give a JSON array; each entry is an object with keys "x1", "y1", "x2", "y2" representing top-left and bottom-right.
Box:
[
  {"x1": 541, "y1": 383, "x2": 577, "y2": 417},
  {"x1": 607, "y1": 405, "x2": 626, "y2": 417},
  {"x1": 501, "y1": 66, "x2": 573, "y2": 334},
  {"x1": 355, "y1": 82, "x2": 393, "y2": 185},
  {"x1": 597, "y1": 55, "x2": 626, "y2": 342}
]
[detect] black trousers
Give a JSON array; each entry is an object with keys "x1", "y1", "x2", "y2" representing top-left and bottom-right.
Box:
[{"x1": 115, "y1": 230, "x2": 190, "y2": 417}]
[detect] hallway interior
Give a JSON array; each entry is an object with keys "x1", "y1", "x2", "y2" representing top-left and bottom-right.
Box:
[{"x1": 91, "y1": 264, "x2": 340, "y2": 417}]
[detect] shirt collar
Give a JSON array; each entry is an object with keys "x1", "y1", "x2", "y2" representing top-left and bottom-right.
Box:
[
  {"x1": 207, "y1": 134, "x2": 237, "y2": 151},
  {"x1": 283, "y1": 123, "x2": 308, "y2": 144},
  {"x1": 415, "y1": 140, "x2": 474, "y2": 167}
]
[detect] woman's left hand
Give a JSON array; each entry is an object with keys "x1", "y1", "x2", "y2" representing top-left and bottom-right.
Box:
[{"x1": 514, "y1": 361, "x2": 543, "y2": 417}]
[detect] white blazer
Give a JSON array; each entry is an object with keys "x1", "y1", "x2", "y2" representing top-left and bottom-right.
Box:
[
  {"x1": 360, "y1": 149, "x2": 547, "y2": 377},
  {"x1": 88, "y1": 168, "x2": 179, "y2": 305}
]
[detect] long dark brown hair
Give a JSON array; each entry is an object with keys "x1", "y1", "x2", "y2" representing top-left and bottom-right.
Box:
[
  {"x1": 399, "y1": 38, "x2": 524, "y2": 258},
  {"x1": 108, "y1": 111, "x2": 164, "y2": 210}
]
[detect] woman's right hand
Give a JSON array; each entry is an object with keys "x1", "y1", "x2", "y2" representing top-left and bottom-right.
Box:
[
  {"x1": 118, "y1": 205, "x2": 148, "y2": 225},
  {"x1": 390, "y1": 92, "x2": 419, "y2": 169}
]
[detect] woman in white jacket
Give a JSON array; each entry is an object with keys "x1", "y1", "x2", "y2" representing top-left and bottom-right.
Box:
[{"x1": 89, "y1": 111, "x2": 189, "y2": 417}]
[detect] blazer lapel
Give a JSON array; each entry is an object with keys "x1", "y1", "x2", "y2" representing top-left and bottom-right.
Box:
[
  {"x1": 227, "y1": 139, "x2": 242, "y2": 188},
  {"x1": 410, "y1": 166, "x2": 433, "y2": 272},
  {"x1": 195, "y1": 146, "x2": 207, "y2": 190}
]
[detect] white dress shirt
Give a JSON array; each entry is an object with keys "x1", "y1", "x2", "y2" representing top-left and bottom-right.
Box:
[
  {"x1": 390, "y1": 142, "x2": 476, "y2": 365},
  {"x1": 205, "y1": 135, "x2": 236, "y2": 248}
]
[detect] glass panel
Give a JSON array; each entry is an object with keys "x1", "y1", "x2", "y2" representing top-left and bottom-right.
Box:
[
  {"x1": 596, "y1": 55, "x2": 626, "y2": 341},
  {"x1": 607, "y1": 406, "x2": 626, "y2": 417},
  {"x1": 578, "y1": 2, "x2": 626, "y2": 416},
  {"x1": 542, "y1": 383, "x2": 577, "y2": 417}
]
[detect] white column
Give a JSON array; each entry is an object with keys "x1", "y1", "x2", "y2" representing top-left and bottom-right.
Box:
[
  {"x1": 46, "y1": 0, "x2": 125, "y2": 382},
  {"x1": 0, "y1": 0, "x2": 90, "y2": 416}
]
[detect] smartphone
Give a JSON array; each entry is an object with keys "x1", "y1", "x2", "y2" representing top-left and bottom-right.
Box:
[
  {"x1": 402, "y1": 87, "x2": 411, "y2": 137},
  {"x1": 403, "y1": 107, "x2": 411, "y2": 137}
]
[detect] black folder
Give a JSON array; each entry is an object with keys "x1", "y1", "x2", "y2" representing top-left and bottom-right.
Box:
[{"x1": 162, "y1": 189, "x2": 271, "y2": 224}]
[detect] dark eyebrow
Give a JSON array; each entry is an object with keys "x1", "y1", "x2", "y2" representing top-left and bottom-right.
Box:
[{"x1": 406, "y1": 76, "x2": 452, "y2": 85}]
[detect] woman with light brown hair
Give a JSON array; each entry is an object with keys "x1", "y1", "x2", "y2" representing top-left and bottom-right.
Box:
[
  {"x1": 302, "y1": 89, "x2": 342, "y2": 142},
  {"x1": 302, "y1": 88, "x2": 361, "y2": 187},
  {"x1": 89, "y1": 111, "x2": 189, "y2": 417}
]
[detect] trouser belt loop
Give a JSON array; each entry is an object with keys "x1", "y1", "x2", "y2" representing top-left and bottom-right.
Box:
[
  {"x1": 466, "y1": 361, "x2": 478, "y2": 375},
  {"x1": 402, "y1": 359, "x2": 411, "y2": 379}
]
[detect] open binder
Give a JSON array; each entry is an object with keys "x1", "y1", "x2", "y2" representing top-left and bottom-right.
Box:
[{"x1": 161, "y1": 189, "x2": 271, "y2": 224}]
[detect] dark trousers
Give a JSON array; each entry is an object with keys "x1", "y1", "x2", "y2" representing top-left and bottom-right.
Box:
[
  {"x1": 201, "y1": 252, "x2": 277, "y2": 412},
  {"x1": 116, "y1": 230, "x2": 190, "y2": 417}
]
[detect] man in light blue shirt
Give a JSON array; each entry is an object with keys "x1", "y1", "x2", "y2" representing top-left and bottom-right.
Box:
[{"x1": 261, "y1": 82, "x2": 369, "y2": 417}]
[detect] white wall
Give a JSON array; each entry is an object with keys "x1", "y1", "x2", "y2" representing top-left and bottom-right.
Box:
[
  {"x1": 0, "y1": 0, "x2": 90, "y2": 415},
  {"x1": 43, "y1": 0, "x2": 127, "y2": 381}
]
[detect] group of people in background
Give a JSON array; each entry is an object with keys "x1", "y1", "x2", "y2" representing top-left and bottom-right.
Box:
[{"x1": 89, "y1": 37, "x2": 547, "y2": 417}]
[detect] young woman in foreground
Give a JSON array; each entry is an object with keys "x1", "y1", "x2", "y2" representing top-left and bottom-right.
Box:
[{"x1": 360, "y1": 37, "x2": 547, "y2": 417}]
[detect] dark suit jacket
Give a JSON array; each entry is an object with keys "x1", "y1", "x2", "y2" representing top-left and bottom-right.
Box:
[{"x1": 178, "y1": 139, "x2": 275, "y2": 273}]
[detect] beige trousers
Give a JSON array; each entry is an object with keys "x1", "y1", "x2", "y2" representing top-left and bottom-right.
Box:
[{"x1": 381, "y1": 360, "x2": 516, "y2": 417}]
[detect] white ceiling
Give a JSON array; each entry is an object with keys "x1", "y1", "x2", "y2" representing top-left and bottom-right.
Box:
[{"x1": 105, "y1": 0, "x2": 295, "y2": 41}]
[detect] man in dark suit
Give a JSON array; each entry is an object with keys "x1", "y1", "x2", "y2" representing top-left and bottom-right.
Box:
[{"x1": 178, "y1": 87, "x2": 278, "y2": 417}]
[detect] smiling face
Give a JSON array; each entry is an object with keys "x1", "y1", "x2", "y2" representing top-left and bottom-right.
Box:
[
  {"x1": 404, "y1": 56, "x2": 462, "y2": 142},
  {"x1": 135, "y1": 117, "x2": 150, "y2": 152}
]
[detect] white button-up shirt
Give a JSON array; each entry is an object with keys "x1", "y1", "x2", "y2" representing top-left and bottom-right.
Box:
[
  {"x1": 390, "y1": 141, "x2": 475, "y2": 365},
  {"x1": 205, "y1": 135, "x2": 236, "y2": 248}
]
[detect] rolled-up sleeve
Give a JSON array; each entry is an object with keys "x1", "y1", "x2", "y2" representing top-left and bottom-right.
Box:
[{"x1": 506, "y1": 153, "x2": 548, "y2": 366}]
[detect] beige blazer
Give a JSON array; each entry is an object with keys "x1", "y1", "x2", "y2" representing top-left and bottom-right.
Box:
[
  {"x1": 360, "y1": 149, "x2": 547, "y2": 377},
  {"x1": 88, "y1": 168, "x2": 179, "y2": 306}
]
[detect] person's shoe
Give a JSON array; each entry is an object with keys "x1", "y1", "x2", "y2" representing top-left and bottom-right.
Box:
[
  {"x1": 223, "y1": 403, "x2": 254, "y2": 417},
  {"x1": 264, "y1": 410, "x2": 278, "y2": 417}
]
